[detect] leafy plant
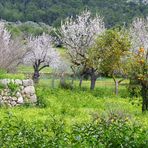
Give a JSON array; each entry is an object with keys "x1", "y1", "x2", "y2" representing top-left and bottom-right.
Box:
[
  {"x1": 0, "y1": 112, "x2": 147, "y2": 147},
  {"x1": 70, "y1": 112, "x2": 147, "y2": 147},
  {"x1": 7, "y1": 82, "x2": 19, "y2": 96}
]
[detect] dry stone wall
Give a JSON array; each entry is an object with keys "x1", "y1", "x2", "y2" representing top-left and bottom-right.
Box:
[{"x1": 0, "y1": 79, "x2": 37, "y2": 107}]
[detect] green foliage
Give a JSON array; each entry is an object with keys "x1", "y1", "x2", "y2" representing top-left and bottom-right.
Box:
[
  {"x1": 95, "y1": 28, "x2": 131, "y2": 76},
  {"x1": 129, "y1": 97, "x2": 142, "y2": 107},
  {"x1": 36, "y1": 87, "x2": 51, "y2": 108},
  {"x1": 0, "y1": 0, "x2": 147, "y2": 28},
  {"x1": 70, "y1": 112, "x2": 147, "y2": 147},
  {"x1": 0, "y1": 112, "x2": 147, "y2": 147},
  {"x1": 6, "y1": 21, "x2": 52, "y2": 37},
  {"x1": 128, "y1": 83, "x2": 142, "y2": 98},
  {"x1": 59, "y1": 81, "x2": 73, "y2": 90},
  {"x1": 0, "y1": 76, "x2": 147, "y2": 146},
  {"x1": 7, "y1": 82, "x2": 19, "y2": 95},
  {"x1": 0, "y1": 73, "x2": 25, "y2": 79}
]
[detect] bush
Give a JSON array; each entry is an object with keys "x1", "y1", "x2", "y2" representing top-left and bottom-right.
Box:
[
  {"x1": 59, "y1": 82, "x2": 73, "y2": 90},
  {"x1": 128, "y1": 78, "x2": 142, "y2": 98},
  {"x1": 128, "y1": 84, "x2": 141, "y2": 98},
  {"x1": 70, "y1": 112, "x2": 147, "y2": 147},
  {"x1": 36, "y1": 87, "x2": 51, "y2": 108},
  {"x1": 0, "y1": 112, "x2": 147, "y2": 147}
]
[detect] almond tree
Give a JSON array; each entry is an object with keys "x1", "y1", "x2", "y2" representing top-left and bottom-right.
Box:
[
  {"x1": 130, "y1": 17, "x2": 148, "y2": 112},
  {"x1": 24, "y1": 33, "x2": 60, "y2": 83},
  {"x1": 0, "y1": 21, "x2": 26, "y2": 72},
  {"x1": 57, "y1": 10, "x2": 105, "y2": 90}
]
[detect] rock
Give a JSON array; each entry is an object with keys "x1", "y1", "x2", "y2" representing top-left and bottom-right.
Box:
[
  {"x1": 15, "y1": 79, "x2": 22, "y2": 85},
  {"x1": 20, "y1": 86, "x2": 24, "y2": 90},
  {"x1": 11, "y1": 101, "x2": 17, "y2": 106},
  {"x1": 23, "y1": 79, "x2": 34, "y2": 87},
  {"x1": 12, "y1": 97, "x2": 18, "y2": 101},
  {"x1": 4, "y1": 100, "x2": 8, "y2": 104},
  {"x1": 0, "y1": 79, "x2": 37, "y2": 106},
  {"x1": 17, "y1": 97, "x2": 24, "y2": 104},
  {"x1": 16, "y1": 92, "x2": 22, "y2": 98},
  {"x1": 4, "y1": 91, "x2": 8, "y2": 96},
  {"x1": 0, "y1": 96, "x2": 3, "y2": 104},
  {"x1": 0, "y1": 100, "x2": 4, "y2": 105},
  {"x1": 23, "y1": 86, "x2": 35, "y2": 95},
  {"x1": 0, "y1": 90, "x2": 4, "y2": 96},
  {"x1": 3, "y1": 96, "x2": 7, "y2": 101},
  {"x1": 7, "y1": 103, "x2": 12, "y2": 107},
  {"x1": 30, "y1": 94, "x2": 37, "y2": 103},
  {"x1": 0, "y1": 79, "x2": 10, "y2": 86}
]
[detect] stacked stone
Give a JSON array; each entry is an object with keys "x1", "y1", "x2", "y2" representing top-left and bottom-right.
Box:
[{"x1": 0, "y1": 79, "x2": 37, "y2": 107}]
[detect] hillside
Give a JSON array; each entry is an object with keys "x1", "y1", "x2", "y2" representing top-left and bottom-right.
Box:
[{"x1": 0, "y1": 0, "x2": 148, "y2": 27}]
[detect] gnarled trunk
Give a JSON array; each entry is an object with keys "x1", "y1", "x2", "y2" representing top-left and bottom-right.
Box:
[
  {"x1": 33, "y1": 69, "x2": 40, "y2": 84},
  {"x1": 90, "y1": 73, "x2": 97, "y2": 90},
  {"x1": 112, "y1": 75, "x2": 124, "y2": 96},
  {"x1": 90, "y1": 76, "x2": 96, "y2": 90}
]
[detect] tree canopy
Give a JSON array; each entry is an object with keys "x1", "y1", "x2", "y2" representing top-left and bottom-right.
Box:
[{"x1": 0, "y1": 0, "x2": 147, "y2": 27}]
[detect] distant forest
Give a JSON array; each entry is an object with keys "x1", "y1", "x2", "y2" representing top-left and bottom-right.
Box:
[{"x1": 0, "y1": 0, "x2": 148, "y2": 27}]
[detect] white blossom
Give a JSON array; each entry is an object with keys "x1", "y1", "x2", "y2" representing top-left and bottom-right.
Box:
[
  {"x1": 57, "y1": 10, "x2": 105, "y2": 66},
  {"x1": 130, "y1": 17, "x2": 148, "y2": 60},
  {"x1": 24, "y1": 33, "x2": 60, "y2": 71},
  {"x1": 0, "y1": 21, "x2": 25, "y2": 71}
]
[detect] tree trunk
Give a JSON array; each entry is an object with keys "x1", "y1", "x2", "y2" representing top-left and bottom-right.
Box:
[
  {"x1": 79, "y1": 75, "x2": 83, "y2": 88},
  {"x1": 71, "y1": 74, "x2": 75, "y2": 88},
  {"x1": 142, "y1": 84, "x2": 148, "y2": 112},
  {"x1": 115, "y1": 80, "x2": 119, "y2": 95},
  {"x1": 112, "y1": 76, "x2": 119, "y2": 96},
  {"x1": 51, "y1": 74, "x2": 55, "y2": 88},
  {"x1": 90, "y1": 74, "x2": 97, "y2": 90},
  {"x1": 33, "y1": 69, "x2": 40, "y2": 84},
  {"x1": 60, "y1": 73, "x2": 65, "y2": 87}
]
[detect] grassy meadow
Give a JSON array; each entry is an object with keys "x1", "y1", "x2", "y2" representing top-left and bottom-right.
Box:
[{"x1": 0, "y1": 70, "x2": 148, "y2": 147}]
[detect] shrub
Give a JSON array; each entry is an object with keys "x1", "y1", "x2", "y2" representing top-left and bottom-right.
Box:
[
  {"x1": 59, "y1": 81, "x2": 73, "y2": 90},
  {"x1": 70, "y1": 112, "x2": 147, "y2": 147},
  {"x1": 0, "y1": 112, "x2": 147, "y2": 147},
  {"x1": 128, "y1": 77, "x2": 142, "y2": 98},
  {"x1": 36, "y1": 87, "x2": 51, "y2": 108},
  {"x1": 128, "y1": 84, "x2": 141, "y2": 98}
]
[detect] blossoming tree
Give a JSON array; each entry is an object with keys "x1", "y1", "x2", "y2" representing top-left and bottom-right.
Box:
[
  {"x1": 0, "y1": 21, "x2": 25, "y2": 72},
  {"x1": 57, "y1": 10, "x2": 105, "y2": 90},
  {"x1": 24, "y1": 33, "x2": 60, "y2": 83}
]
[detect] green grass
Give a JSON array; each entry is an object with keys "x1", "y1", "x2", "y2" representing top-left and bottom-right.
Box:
[
  {"x1": 0, "y1": 75, "x2": 147, "y2": 147},
  {"x1": 0, "y1": 73, "x2": 25, "y2": 79},
  {"x1": 17, "y1": 65, "x2": 52, "y2": 73},
  {"x1": 0, "y1": 77, "x2": 148, "y2": 129}
]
